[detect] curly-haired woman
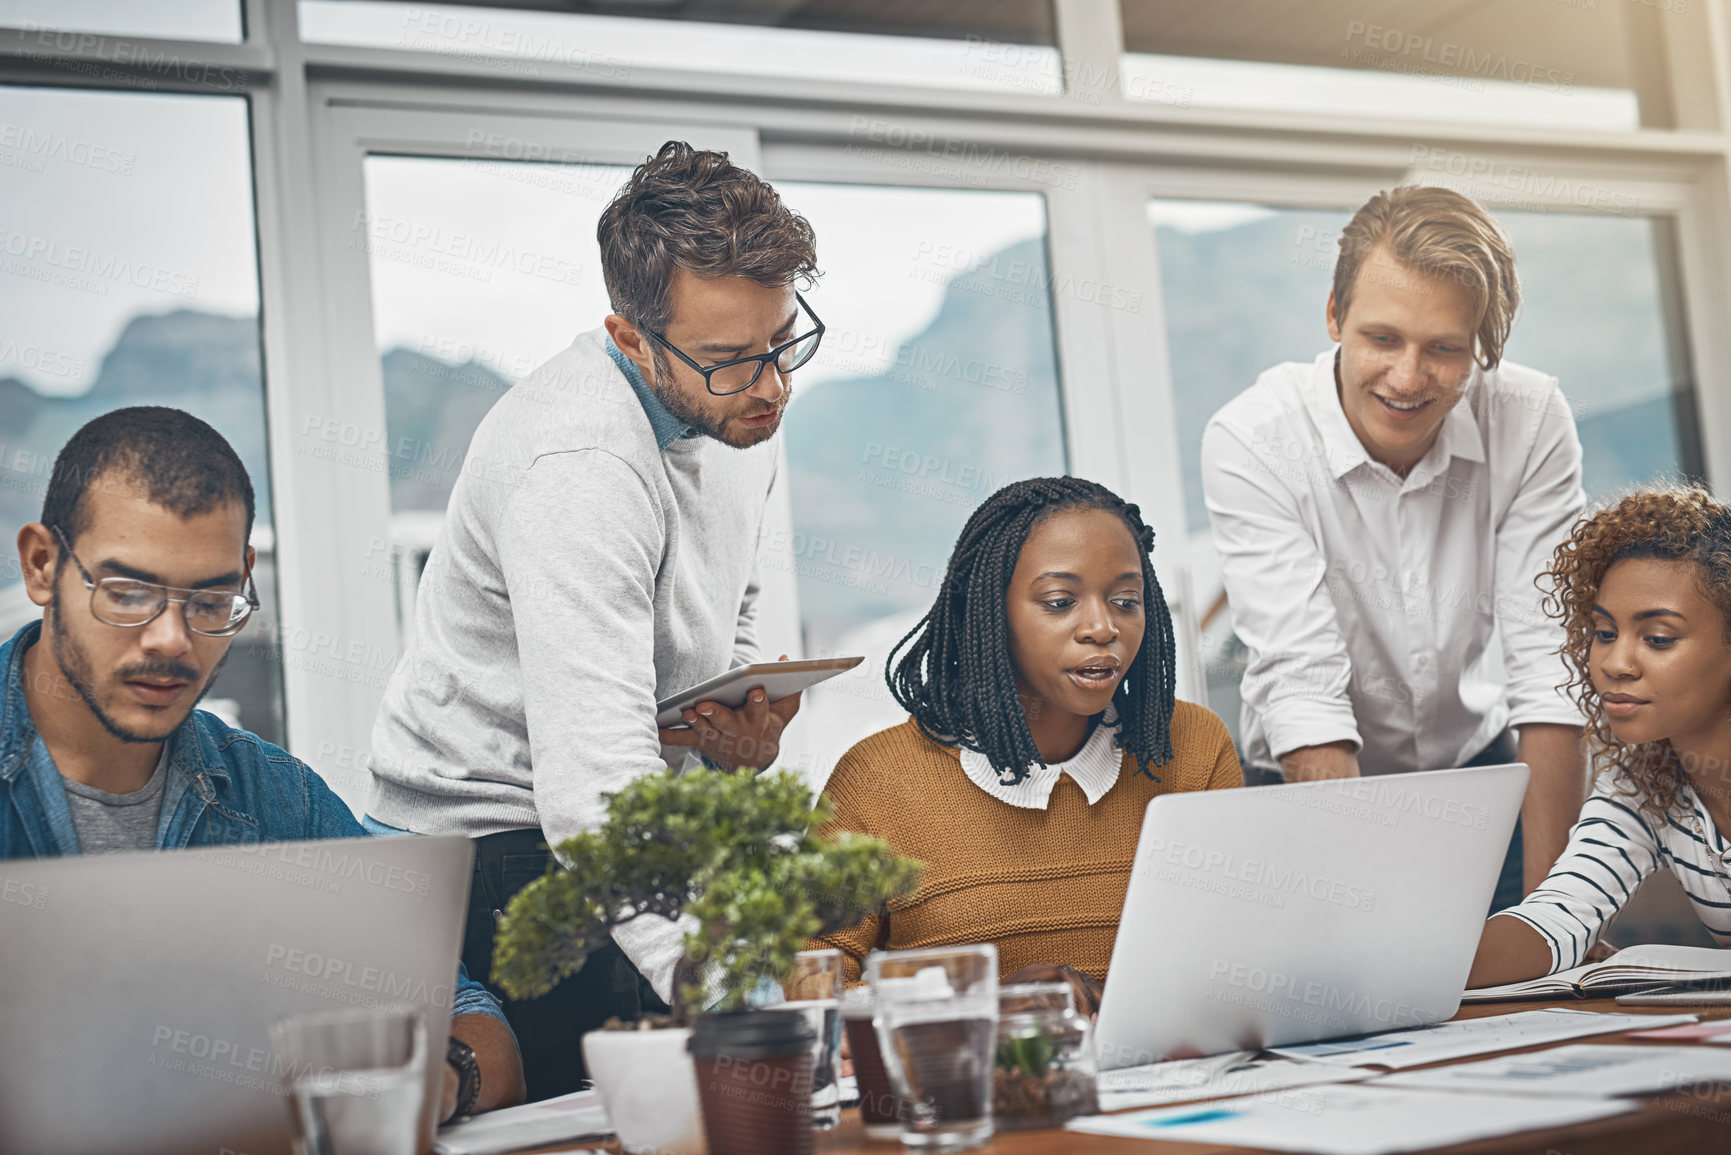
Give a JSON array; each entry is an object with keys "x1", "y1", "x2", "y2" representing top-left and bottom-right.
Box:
[
  {"x1": 1469, "y1": 486, "x2": 1731, "y2": 986},
  {"x1": 807, "y1": 477, "x2": 1240, "y2": 999}
]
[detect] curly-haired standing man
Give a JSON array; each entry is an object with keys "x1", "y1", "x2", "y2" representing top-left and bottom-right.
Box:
[
  {"x1": 364, "y1": 142, "x2": 823, "y2": 1097},
  {"x1": 1201, "y1": 186, "x2": 1587, "y2": 913}
]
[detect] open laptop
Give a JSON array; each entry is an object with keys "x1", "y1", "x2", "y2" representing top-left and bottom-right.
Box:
[
  {"x1": 1093, "y1": 763, "x2": 1528, "y2": 1069},
  {"x1": 0, "y1": 833, "x2": 474, "y2": 1155}
]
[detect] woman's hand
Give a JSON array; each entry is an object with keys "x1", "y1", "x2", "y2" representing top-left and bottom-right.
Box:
[{"x1": 1005, "y1": 962, "x2": 1103, "y2": 1021}]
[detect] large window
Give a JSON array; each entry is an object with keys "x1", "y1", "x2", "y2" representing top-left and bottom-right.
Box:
[
  {"x1": 771, "y1": 182, "x2": 1067, "y2": 775},
  {"x1": 358, "y1": 153, "x2": 632, "y2": 630},
  {"x1": 1151, "y1": 197, "x2": 1700, "y2": 745},
  {"x1": 0, "y1": 0, "x2": 243, "y2": 42},
  {"x1": 1119, "y1": 0, "x2": 1709, "y2": 131},
  {"x1": 0, "y1": 84, "x2": 281, "y2": 741},
  {"x1": 301, "y1": 0, "x2": 1062, "y2": 95}
]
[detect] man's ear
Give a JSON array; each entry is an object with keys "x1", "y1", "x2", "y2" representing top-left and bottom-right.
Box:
[
  {"x1": 1325, "y1": 290, "x2": 1343, "y2": 344},
  {"x1": 16, "y1": 523, "x2": 58, "y2": 609},
  {"x1": 603, "y1": 314, "x2": 657, "y2": 382},
  {"x1": 245, "y1": 543, "x2": 256, "y2": 577}
]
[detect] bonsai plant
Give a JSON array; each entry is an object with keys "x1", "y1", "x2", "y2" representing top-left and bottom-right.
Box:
[{"x1": 490, "y1": 766, "x2": 919, "y2": 1151}]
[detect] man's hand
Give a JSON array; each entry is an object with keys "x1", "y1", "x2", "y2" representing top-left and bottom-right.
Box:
[
  {"x1": 442, "y1": 1014, "x2": 525, "y2": 1124},
  {"x1": 1280, "y1": 740, "x2": 1360, "y2": 782},
  {"x1": 658, "y1": 655, "x2": 802, "y2": 771},
  {"x1": 440, "y1": 1060, "x2": 460, "y2": 1124}
]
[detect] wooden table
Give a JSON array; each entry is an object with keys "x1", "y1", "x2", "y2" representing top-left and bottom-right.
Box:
[{"x1": 554, "y1": 999, "x2": 1731, "y2": 1155}]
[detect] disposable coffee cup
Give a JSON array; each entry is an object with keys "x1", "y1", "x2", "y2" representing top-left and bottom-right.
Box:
[
  {"x1": 689, "y1": 1009, "x2": 816, "y2": 1155},
  {"x1": 842, "y1": 987, "x2": 902, "y2": 1141}
]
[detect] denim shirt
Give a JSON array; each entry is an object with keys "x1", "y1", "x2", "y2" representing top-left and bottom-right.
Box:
[{"x1": 0, "y1": 621, "x2": 507, "y2": 1026}]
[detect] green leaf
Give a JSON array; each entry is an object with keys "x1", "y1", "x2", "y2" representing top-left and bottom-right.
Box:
[{"x1": 490, "y1": 768, "x2": 922, "y2": 1016}]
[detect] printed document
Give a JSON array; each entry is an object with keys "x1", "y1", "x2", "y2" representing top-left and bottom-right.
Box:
[
  {"x1": 1267, "y1": 1008, "x2": 1697, "y2": 1069},
  {"x1": 1067, "y1": 1084, "x2": 1632, "y2": 1154},
  {"x1": 433, "y1": 1089, "x2": 611, "y2": 1155},
  {"x1": 1381, "y1": 1044, "x2": 1731, "y2": 1097},
  {"x1": 1099, "y1": 1052, "x2": 1374, "y2": 1112}
]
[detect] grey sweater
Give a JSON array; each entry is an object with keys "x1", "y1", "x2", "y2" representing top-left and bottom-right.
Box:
[{"x1": 368, "y1": 328, "x2": 777, "y2": 850}]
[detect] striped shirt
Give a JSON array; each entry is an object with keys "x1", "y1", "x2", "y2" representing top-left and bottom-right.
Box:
[{"x1": 1498, "y1": 770, "x2": 1731, "y2": 971}]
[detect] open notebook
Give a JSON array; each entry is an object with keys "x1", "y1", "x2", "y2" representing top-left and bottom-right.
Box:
[{"x1": 1464, "y1": 944, "x2": 1731, "y2": 1003}]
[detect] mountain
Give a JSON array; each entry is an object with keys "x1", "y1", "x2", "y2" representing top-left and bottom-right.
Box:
[
  {"x1": 0, "y1": 309, "x2": 270, "y2": 535},
  {"x1": 1576, "y1": 393, "x2": 1692, "y2": 497},
  {"x1": 379, "y1": 348, "x2": 513, "y2": 512},
  {"x1": 780, "y1": 237, "x2": 1067, "y2": 646}
]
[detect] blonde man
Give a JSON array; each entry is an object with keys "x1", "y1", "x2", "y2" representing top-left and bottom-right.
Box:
[{"x1": 1200, "y1": 186, "x2": 1587, "y2": 912}]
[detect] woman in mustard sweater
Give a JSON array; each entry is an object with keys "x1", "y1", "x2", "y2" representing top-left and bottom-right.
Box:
[{"x1": 811, "y1": 477, "x2": 1240, "y2": 1000}]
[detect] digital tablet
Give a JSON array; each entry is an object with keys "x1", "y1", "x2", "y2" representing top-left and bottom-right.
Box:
[{"x1": 655, "y1": 656, "x2": 865, "y2": 729}]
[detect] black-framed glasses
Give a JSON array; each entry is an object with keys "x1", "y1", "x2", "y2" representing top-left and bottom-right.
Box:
[
  {"x1": 642, "y1": 291, "x2": 825, "y2": 396},
  {"x1": 54, "y1": 526, "x2": 259, "y2": 638}
]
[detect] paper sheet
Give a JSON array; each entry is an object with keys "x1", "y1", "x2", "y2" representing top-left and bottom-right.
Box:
[
  {"x1": 1629, "y1": 1021, "x2": 1731, "y2": 1042},
  {"x1": 1267, "y1": 1008, "x2": 1698, "y2": 1069},
  {"x1": 1098, "y1": 1052, "x2": 1375, "y2": 1112},
  {"x1": 1067, "y1": 1084, "x2": 1633, "y2": 1154},
  {"x1": 432, "y1": 1089, "x2": 612, "y2": 1155},
  {"x1": 1380, "y1": 1044, "x2": 1731, "y2": 1097}
]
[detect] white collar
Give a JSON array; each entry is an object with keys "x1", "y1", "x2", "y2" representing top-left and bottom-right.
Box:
[
  {"x1": 958, "y1": 712, "x2": 1123, "y2": 810},
  {"x1": 1307, "y1": 347, "x2": 1486, "y2": 484}
]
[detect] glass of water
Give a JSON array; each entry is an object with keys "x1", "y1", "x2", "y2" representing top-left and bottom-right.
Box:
[
  {"x1": 869, "y1": 945, "x2": 997, "y2": 1151},
  {"x1": 270, "y1": 1006, "x2": 428, "y2": 1155},
  {"x1": 770, "y1": 947, "x2": 846, "y2": 1129}
]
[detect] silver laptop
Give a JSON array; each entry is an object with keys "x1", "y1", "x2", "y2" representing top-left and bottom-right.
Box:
[
  {"x1": 0, "y1": 833, "x2": 474, "y2": 1155},
  {"x1": 1093, "y1": 763, "x2": 1527, "y2": 1069}
]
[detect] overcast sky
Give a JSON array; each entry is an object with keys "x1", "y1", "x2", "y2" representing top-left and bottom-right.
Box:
[
  {"x1": 364, "y1": 156, "x2": 1047, "y2": 392},
  {"x1": 0, "y1": 85, "x2": 258, "y2": 396}
]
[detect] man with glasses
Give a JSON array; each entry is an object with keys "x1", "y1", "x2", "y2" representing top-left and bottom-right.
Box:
[
  {"x1": 2, "y1": 406, "x2": 525, "y2": 1123},
  {"x1": 365, "y1": 140, "x2": 822, "y2": 1098}
]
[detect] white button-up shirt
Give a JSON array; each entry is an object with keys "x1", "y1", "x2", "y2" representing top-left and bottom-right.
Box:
[
  {"x1": 1201, "y1": 349, "x2": 1586, "y2": 776},
  {"x1": 959, "y1": 714, "x2": 1124, "y2": 809}
]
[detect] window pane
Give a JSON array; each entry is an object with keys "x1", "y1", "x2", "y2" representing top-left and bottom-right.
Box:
[
  {"x1": 0, "y1": 0, "x2": 242, "y2": 43},
  {"x1": 774, "y1": 183, "x2": 1067, "y2": 773},
  {"x1": 1150, "y1": 198, "x2": 1697, "y2": 743},
  {"x1": 301, "y1": 1, "x2": 1063, "y2": 94},
  {"x1": 1119, "y1": 0, "x2": 1692, "y2": 130},
  {"x1": 360, "y1": 154, "x2": 631, "y2": 625},
  {"x1": 0, "y1": 85, "x2": 280, "y2": 740}
]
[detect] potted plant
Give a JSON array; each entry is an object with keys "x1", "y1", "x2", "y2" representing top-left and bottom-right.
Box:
[
  {"x1": 992, "y1": 983, "x2": 1100, "y2": 1131},
  {"x1": 492, "y1": 767, "x2": 919, "y2": 1153}
]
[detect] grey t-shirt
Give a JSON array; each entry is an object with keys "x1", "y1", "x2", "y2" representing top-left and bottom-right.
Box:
[{"x1": 61, "y1": 746, "x2": 169, "y2": 853}]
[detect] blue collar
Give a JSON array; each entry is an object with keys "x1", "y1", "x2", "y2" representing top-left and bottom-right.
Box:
[{"x1": 606, "y1": 336, "x2": 695, "y2": 451}]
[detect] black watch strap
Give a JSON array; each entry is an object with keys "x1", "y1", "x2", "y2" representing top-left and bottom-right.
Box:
[{"x1": 446, "y1": 1035, "x2": 481, "y2": 1121}]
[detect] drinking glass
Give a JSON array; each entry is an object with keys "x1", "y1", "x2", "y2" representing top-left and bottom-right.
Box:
[
  {"x1": 869, "y1": 945, "x2": 998, "y2": 1151},
  {"x1": 270, "y1": 1006, "x2": 428, "y2": 1155},
  {"x1": 770, "y1": 948, "x2": 846, "y2": 1129}
]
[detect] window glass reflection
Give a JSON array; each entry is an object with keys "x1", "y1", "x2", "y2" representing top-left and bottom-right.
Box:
[
  {"x1": 774, "y1": 182, "x2": 1068, "y2": 777},
  {"x1": 0, "y1": 85, "x2": 279, "y2": 740}
]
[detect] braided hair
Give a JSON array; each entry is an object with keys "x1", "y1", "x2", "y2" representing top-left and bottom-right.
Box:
[{"x1": 887, "y1": 477, "x2": 1177, "y2": 785}]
